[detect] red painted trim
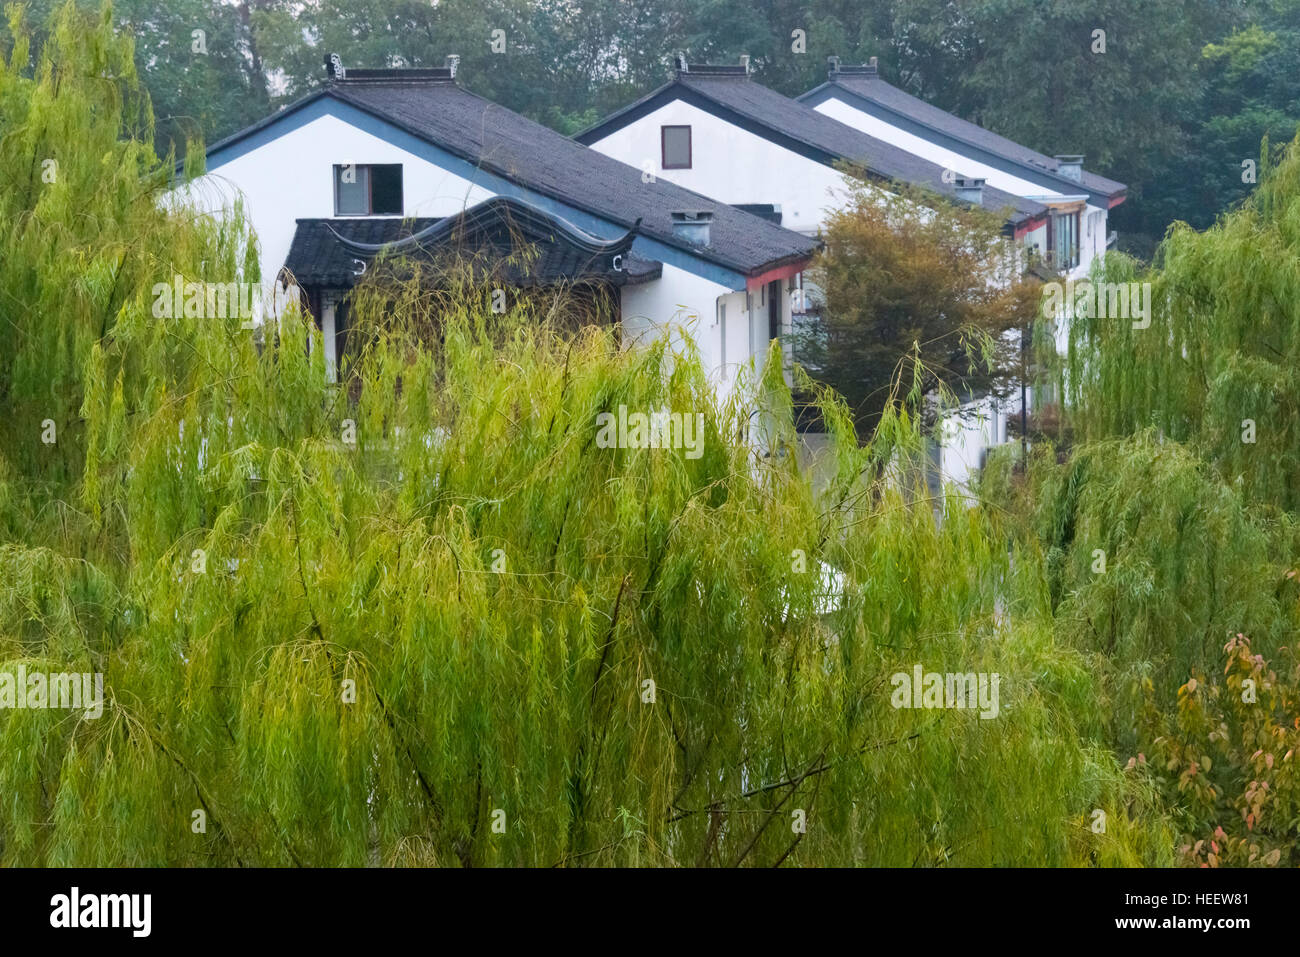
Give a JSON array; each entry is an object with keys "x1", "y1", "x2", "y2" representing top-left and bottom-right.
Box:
[
  {"x1": 1014, "y1": 214, "x2": 1048, "y2": 240},
  {"x1": 1108, "y1": 195, "x2": 1127, "y2": 209},
  {"x1": 746, "y1": 259, "x2": 808, "y2": 291}
]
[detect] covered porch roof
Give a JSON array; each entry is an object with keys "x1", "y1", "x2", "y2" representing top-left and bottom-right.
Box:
[{"x1": 282, "y1": 196, "x2": 663, "y2": 291}]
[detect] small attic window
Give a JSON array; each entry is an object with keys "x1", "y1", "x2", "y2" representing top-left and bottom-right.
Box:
[
  {"x1": 333, "y1": 164, "x2": 403, "y2": 215},
  {"x1": 661, "y1": 126, "x2": 691, "y2": 170}
]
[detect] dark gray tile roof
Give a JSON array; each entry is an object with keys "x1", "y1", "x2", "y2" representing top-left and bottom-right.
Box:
[
  {"x1": 205, "y1": 76, "x2": 818, "y2": 280},
  {"x1": 575, "y1": 72, "x2": 1048, "y2": 228},
  {"x1": 284, "y1": 199, "x2": 662, "y2": 289},
  {"x1": 285, "y1": 217, "x2": 436, "y2": 287},
  {"x1": 804, "y1": 70, "x2": 1125, "y2": 199}
]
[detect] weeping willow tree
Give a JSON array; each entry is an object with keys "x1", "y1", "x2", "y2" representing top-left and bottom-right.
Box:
[
  {"x1": 0, "y1": 0, "x2": 259, "y2": 514},
  {"x1": 1059, "y1": 135, "x2": 1300, "y2": 513},
  {"x1": 2, "y1": 306, "x2": 1174, "y2": 866},
  {"x1": 0, "y1": 2, "x2": 1180, "y2": 867},
  {"x1": 983, "y1": 134, "x2": 1300, "y2": 865}
]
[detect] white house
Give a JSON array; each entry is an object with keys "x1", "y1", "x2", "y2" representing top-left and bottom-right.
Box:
[
  {"x1": 574, "y1": 58, "x2": 1050, "y2": 238},
  {"x1": 574, "y1": 57, "x2": 1058, "y2": 488},
  {"x1": 800, "y1": 58, "x2": 1128, "y2": 475},
  {"x1": 799, "y1": 57, "x2": 1127, "y2": 285},
  {"x1": 176, "y1": 57, "x2": 817, "y2": 397},
  {"x1": 577, "y1": 56, "x2": 1127, "y2": 488}
]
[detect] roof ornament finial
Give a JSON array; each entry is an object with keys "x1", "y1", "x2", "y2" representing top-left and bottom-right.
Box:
[{"x1": 326, "y1": 52, "x2": 346, "y2": 80}]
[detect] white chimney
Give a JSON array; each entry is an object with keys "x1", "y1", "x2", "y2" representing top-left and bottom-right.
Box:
[
  {"x1": 444, "y1": 54, "x2": 460, "y2": 78},
  {"x1": 1055, "y1": 154, "x2": 1084, "y2": 182},
  {"x1": 954, "y1": 177, "x2": 986, "y2": 205},
  {"x1": 671, "y1": 210, "x2": 714, "y2": 246}
]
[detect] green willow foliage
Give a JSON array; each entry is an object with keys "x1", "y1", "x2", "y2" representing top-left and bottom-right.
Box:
[
  {"x1": 0, "y1": 4, "x2": 1175, "y2": 866},
  {"x1": 0, "y1": 1, "x2": 259, "y2": 499},
  {"x1": 983, "y1": 136, "x2": 1300, "y2": 863},
  {"x1": 1063, "y1": 141, "x2": 1300, "y2": 513},
  {"x1": 1022, "y1": 435, "x2": 1293, "y2": 745}
]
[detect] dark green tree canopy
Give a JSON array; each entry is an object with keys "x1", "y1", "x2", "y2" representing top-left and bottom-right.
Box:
[{"x1": 797, "y1": 177, "x2": 1040, "y2": 439}]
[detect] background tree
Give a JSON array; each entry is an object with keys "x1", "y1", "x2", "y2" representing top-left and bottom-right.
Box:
[
  {"x1": 7, "y1": 0, "x2": 1295, "y2": 250},
  {"x1": 797, "y1": 176, "x2": 1040, "y2": 441},
  {"x1": 0, "y1": 0, "x2": 272, "y2": 156},
  {"x1": 1137, "y1": 4, "x2": 1300, "y2": 239}
]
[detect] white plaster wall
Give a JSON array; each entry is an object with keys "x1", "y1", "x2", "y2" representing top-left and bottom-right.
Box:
[
  {"x1": 812, "y1": 98, "x2": 1065, "y2": 200},
  {"x1": 719, "y1": 281, "x2": 795, "y2": 386},
  {"x1": 1022, "y1": 222, "x2": 1047, "y2": 265},
  {"x1": 620, "y1": 261, "x2": 732, "y2": 382},
  {"x1": 617, "y1": 266, "x2": 795, "y2": 403},
  {"x1": 713, "y1": 288, "x2": 752, "y2": 388},
  {"x1": 175, "y1": 113, "x2": 496, "y2": 293},
  {"x1": 940, "y1": 397, "x2": 1006, "y2": 492},
  {"x1": 1076, "y1": 205, "x2": 1108, "y2": 278},
  {"x1": 587, "y1": 100, "x2": 850, "y2": 235},
  {"x1": 811, "y1": 96, "x2": 1110, "y2": 280}
]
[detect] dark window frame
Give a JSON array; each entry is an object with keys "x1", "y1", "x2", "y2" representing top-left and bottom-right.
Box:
[
  {"x1": 333, "y1": 164, "x2": 404, "y2": 216},
  {"x1": 1063, "y1": 210, "x2": 1080, "y2": 269},
  {"x1": 660, "y1": 125, "x2": 692, "y2": 170},
  {"x1": 1046, "y1": 208, "x2": 1081, "y2": 271}
]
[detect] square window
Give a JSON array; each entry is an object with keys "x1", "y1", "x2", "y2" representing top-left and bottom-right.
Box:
[
  {"x1": 661, "y1": 126, "x2": 691, "y2": 169},
  {"x1": 333, "y1": 164, "x2": 403, "y2": 215}
]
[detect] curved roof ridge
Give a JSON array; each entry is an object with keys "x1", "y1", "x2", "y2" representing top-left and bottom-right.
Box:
[{"x1": 324, "y1": 196, "x2": 639, "y2": 257}]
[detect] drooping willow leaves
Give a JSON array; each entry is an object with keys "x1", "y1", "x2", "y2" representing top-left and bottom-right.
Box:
[
  {"x1": 0, "y1": 2, "x2": 1172, "y2": 867},
  {"x1": 983, "y1": 134, "x2": 1300, "y2": 863}
]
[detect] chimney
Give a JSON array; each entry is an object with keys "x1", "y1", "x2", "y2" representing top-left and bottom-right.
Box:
[
  {"x1": 671, "y1": 210, "x2": 713, "y2": 246},
  {"x1": 1055, "y1": 154, "x2": 1084, "y2": 182},
  {"x1": 739, "y1": 54, "x2": 751, "y2": 74},
  {"x1": 444, "y1": 54, "x2": 460, "y2": 79},
  {"x1": 954, "y1": 177, "x2": 986, "y2": 205},
  {"x1": 675, "y1": 52, "x2": 688, "y2": 75},
  {"x1": 324, "y1": 53, "x2": 345, "y2": 81},
  {"x1": 829, "y1": 56, "x2": 878, "y2": 79}
]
